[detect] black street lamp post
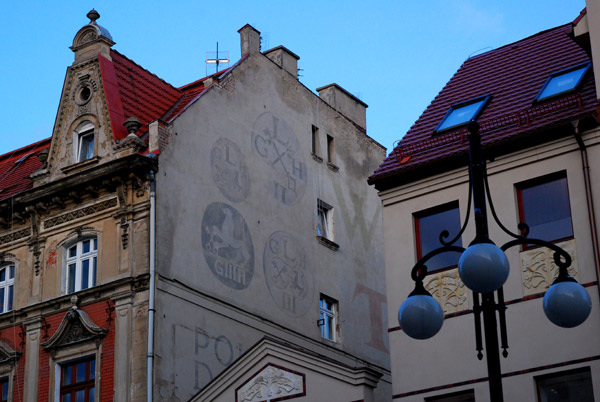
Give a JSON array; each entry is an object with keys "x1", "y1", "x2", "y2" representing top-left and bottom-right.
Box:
[{"x1": 398, "y1": 121, "x2": 592, "y2": 402}]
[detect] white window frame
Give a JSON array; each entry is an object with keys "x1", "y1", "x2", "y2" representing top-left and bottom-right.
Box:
[
  {"x1": 73, "y1": 121, "x2": 95, "y2": 163},
  {"x1": 317, "y1": 200, "x2": 334, "y2": 241},
  {"x1": 319, "y1": 295, "x2": 338, "y2": 342},
  {"x1": 65, "y1": 238, "x2": 98, "y2": 294},
  {"x1": 0, "y1": 265, "x2": 14, "y2": 314}
]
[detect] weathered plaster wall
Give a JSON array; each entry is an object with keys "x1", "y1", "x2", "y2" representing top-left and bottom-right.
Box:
[{"x1": 155, "y1": 50, "x2": 389, "y2": 400}]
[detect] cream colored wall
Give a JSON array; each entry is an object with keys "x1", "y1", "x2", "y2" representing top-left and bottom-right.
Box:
[{"x1": 380, "y1": 126, "x2": 600, "y2": 399}]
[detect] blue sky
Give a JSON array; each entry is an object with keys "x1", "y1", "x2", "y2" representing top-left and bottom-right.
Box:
[{"x1": 0, "y1": 1, "x2": 586, "y2": 156}]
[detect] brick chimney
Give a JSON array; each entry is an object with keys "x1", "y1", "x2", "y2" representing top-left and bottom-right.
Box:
[
  {"x1": 317, "y1": 83, "x2": 368, "y2": 130},
  {"x1": 264, "y1": 46, "x2": 300, "y2": 78},
  {"x1": 238, "y1": 24, "x2": 261, "y2": 56}
]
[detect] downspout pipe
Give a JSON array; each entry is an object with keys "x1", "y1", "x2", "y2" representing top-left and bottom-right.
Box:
[
  {"x1": 572, "y1": 120, "x2": 600, "y2": 303},
  {"x1": 147, "y1": 169, "x2": 156, "y2": 402}
]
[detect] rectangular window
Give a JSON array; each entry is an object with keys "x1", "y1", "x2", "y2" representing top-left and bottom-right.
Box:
[
  {"x1": 317, "y1": 200, "x2": 334, "y2": 241},
  {"x1": 60, "y1": 357, "x2": 96, "y2": 402},
  {"x1": 425, "y1": 390, "x2": 475, "y2": 402},
  {"x1": 311, "y1": 125, "x2": 320, "y2": 157},
  {"x1": 0, "y1": 377, "x2": 8, "y2": 402},
  {"x1": 326, "y1": 134, "x2": 335, "y2": 164},
  {"x1": 434, "y1": 95, "x2": 491, "y2": 133},
  {"x1": 535, "y1": 62, "x2": 591, "y2": 102},
  {"x1": 66, "y1": 238, "x2": 98, "y2": 293},
  {"x1": 517, "y1": 172, "x2": 573, "y2": 248},
  {"x1": 0, "y1": 265, "x2": 15, "y2": 314},
  {"x1": 77, "y1": 131, "x2": 94, "y2": 162},
  {"x1": 536, "y1": 367, "x2": 594, "y2": 402},
  {"x1": 319, "y1": 295, "x2": 338, "y2": 341},
  {"x1": 414, "y1": 202, "x2": 462, "y2": 272}
]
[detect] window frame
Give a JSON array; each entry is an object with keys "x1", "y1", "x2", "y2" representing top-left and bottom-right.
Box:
[
  {"x1": 318, "y1": 294, "x2": 338, "y2": 342},
  {"x1": 64, "y1": 237, "x2": 98, "y2": 294},
  {"x1": 434, "y1": 94, "x2": 491, "y2": 134},
  {"x1": 59, "y1": 356, "x2": 96, "y2": 402},
  {"x1": 534, "y1": 62, "x2": 591, "y2": 103},
  {"x1": 535, "y1": 367, "x2": 594, "y2": 402},
  {"x1": 73, "y1": 121, "x2": 95, "y2": 163},
  {"x1": 516, "y1": 172, "x2": 573, "y2": 250},
  {"x1": 0, "y1": 264, "x2": 14, "y2": 315},
  {"x1": 414, "y1": 201, "x2": 463, "y2": 273},
  {"x1": 317, "y1": 200, "x2": 334, "y2": 242},
  {"x1": 425, "y1": 389, "x2": 475, "y2": 402},
  {"x1": 311, "y1": 125, "x2": 321, "y2": 160},
  {"x1": 0, "y1": 377, "x2": 8, "y2": 402}
]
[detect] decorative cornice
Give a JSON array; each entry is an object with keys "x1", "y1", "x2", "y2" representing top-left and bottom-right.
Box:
[
  {"x1": 0, "y1": 228, "x2": 31, "y2": 246},
  {"x1": 43, "y1": 197, "x2": 117, "y2": 229}
]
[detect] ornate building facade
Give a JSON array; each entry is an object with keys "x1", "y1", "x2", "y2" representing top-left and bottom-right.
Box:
[{"x1": 0, "y1": 10, "x2": 390, "y2": 402}]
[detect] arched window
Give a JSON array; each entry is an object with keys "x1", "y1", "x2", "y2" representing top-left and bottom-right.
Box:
[
  {"x1": 65, "y1": 238, "x2": 97, "y2": 293},
  {"x1": 74, "y1": 121, "x2": 95, "y2": 163},
  {"x1": 0, "y1": 265, "x2": 14, "y2": 314}
]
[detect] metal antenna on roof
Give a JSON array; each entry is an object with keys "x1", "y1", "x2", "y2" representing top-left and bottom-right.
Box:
[{"x1": 206, "y1": 42, "x2": 230, "y2": 75}]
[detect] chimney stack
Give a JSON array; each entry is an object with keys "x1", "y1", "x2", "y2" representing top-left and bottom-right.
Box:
[
  {"x1": 317, "y1": 83, "x2": 368, "y2": 130},
  {"x1": 238, "y1": 24, "x2": 261, "y2": 56},
  {"x1": 264, "y1": 46, "x2": 300, "y2": 79}
]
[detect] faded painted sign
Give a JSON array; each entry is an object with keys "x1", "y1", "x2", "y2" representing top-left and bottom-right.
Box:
[
  {"x1": 252, "y1": 112, "x2": 306, "y2": 205},
  {"x1": 201, "y1": 203, "x2": 254, "y2": 289},
  {"x1": 210, "y1": 138, "x2": 250, "y2": 202},
  {"x1": 264, "y1": 231, "x2": 314, "y2": 317}
]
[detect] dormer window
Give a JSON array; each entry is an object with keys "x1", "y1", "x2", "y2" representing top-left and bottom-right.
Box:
[
  {"x1": 74, "y1": 121, "x2": 95, "y2": 163},
  {"x1": 434, "y1": 95, "x2": 491, "y2": 134},
  {"x1": 535, "y1": 62, "x2": 591, "y2": 102}
]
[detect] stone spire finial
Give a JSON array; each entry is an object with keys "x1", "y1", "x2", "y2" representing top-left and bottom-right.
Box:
[{"x1": 87, "y1": 9, "x2": 100, "y2": 23}]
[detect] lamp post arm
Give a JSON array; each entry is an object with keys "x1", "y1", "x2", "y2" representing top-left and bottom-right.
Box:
[
  {"x1": 483, "y1": 170, "x2": 530, "y2": 239},
  {"x1": 441, "y1": 175, "x2": 473, "y2": 246},
  {"x1": 500, "y1": 238, "x2": 572, "y2": 271},
  {"x1": 410, "y1": 245, "x2": 466, "y2": 281}
]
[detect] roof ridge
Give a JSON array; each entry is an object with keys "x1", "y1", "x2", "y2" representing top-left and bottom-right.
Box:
[
  {"x1": 0, "y1": 138, "x2": 51, "y2": 162},
  {"x1": 467, "y1": 23, "x2": 572, "y2": 61},
  {"x1": 110, "y1": 49, "x2": 182, "y2": 94},
  {"x1": 179, "y1": 68, "x2": 231, "y2": 91}
]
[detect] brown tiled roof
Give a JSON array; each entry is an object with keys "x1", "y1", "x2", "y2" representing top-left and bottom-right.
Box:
[{"x1": 369, "y1": 23, "x2": 598, "y2": 189}]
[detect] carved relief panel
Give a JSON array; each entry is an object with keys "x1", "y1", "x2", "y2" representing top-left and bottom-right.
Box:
[
  {"x1": 424, "y1": 268, "x2": 469, "y2": 314},
  {"x1": 520, "y1": 239, "x2": 579, "y2": 296},
  {"x1": 236, "y1": 364, "x2": 305, "y2": 402}
]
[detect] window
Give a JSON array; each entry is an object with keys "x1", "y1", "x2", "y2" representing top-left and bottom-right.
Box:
[
  {"x1": 0, "y1": 265, "x2": 14, "y2": 314},
  {"x1": 66, "y1": 238, "x2": 97, "y2": 293},
  {"x1": 317, "y1": 200, "x2": 334, "y2": 241},
  {"x1": 425, "y1": 389, "x2": 475, "y2": 402},
  {"x1": 517, "y1": 173, "x2": 573, "y2": 247},
  {"x1": 0, "y1": 377, "x2": 7, "y2": 402},
  {"x1": 326, "y1": 134, "x2": 335, "y2": 164},
  {"x1": 535, "y1": 63, "x2": 591, "y2": 102},
  {"x1": 60, "y1": 357, "x2": 96, "y2": 402},
  {"x1": 536, "y1": 367, "x2": 594, "y2": 402},
  {"x1": 311, "y1": 125, "x2": 321, "y2": 157},
  {"x1": 434, "y1": 95, "x2": 491, "y2": 133},
  {"x1": 74, "y1": 121, "x2": 94, "y2": 163},
  {"x1": 319, "y1": 295, "x2": 338, "y2": 341},
  {"x1": 414, "y1": 202, "x2": 462, "y2": 272}
]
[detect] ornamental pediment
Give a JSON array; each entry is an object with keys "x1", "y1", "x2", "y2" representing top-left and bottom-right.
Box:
[
  {"x1": 42, "y1": 306, "x2": 107, "y2": 350},
  {"x1": 0, "y1": 339, "x2": 21, "y2": 365}
]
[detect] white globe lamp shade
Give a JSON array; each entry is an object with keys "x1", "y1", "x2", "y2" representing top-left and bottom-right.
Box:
[
  {"x1": 398, "y1": 294, "x2": 444, "y2": 340},
  {"x1": 459, "y1": 243, "x2": 510, "y2": 293},
  {"x1": 543, "y1": 280, "x2": 591, "y2": 328}
]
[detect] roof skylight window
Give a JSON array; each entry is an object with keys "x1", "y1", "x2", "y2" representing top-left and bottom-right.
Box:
[
  {"x1": 434, "y1": 95, "x2": 491, "y2": 133},
  {"x1": 535, "y1": 62, "x2": 590, "y2": 102}
]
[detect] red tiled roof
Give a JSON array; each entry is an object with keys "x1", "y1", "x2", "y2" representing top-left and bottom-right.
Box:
[
  {"x1": 369, "y1": 24, "x2": 598, "y2": 189},
  {"x1": 0, "y1": 138, "x2": 51, "y2": 202},
  {"x1": 100, "y1": 50, "x2": 184, "y2": 141},
  {"x1": 2, "y1": 50, "x2": 231, "y2": 200}
]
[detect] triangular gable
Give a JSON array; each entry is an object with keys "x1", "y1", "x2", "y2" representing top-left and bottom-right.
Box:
[
  {"x1": 42, "y1": 306, "x2": 107, "y2": 350},
  {"x1": 190, "y1": 336, "x2": 382, "y2": 402}
]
